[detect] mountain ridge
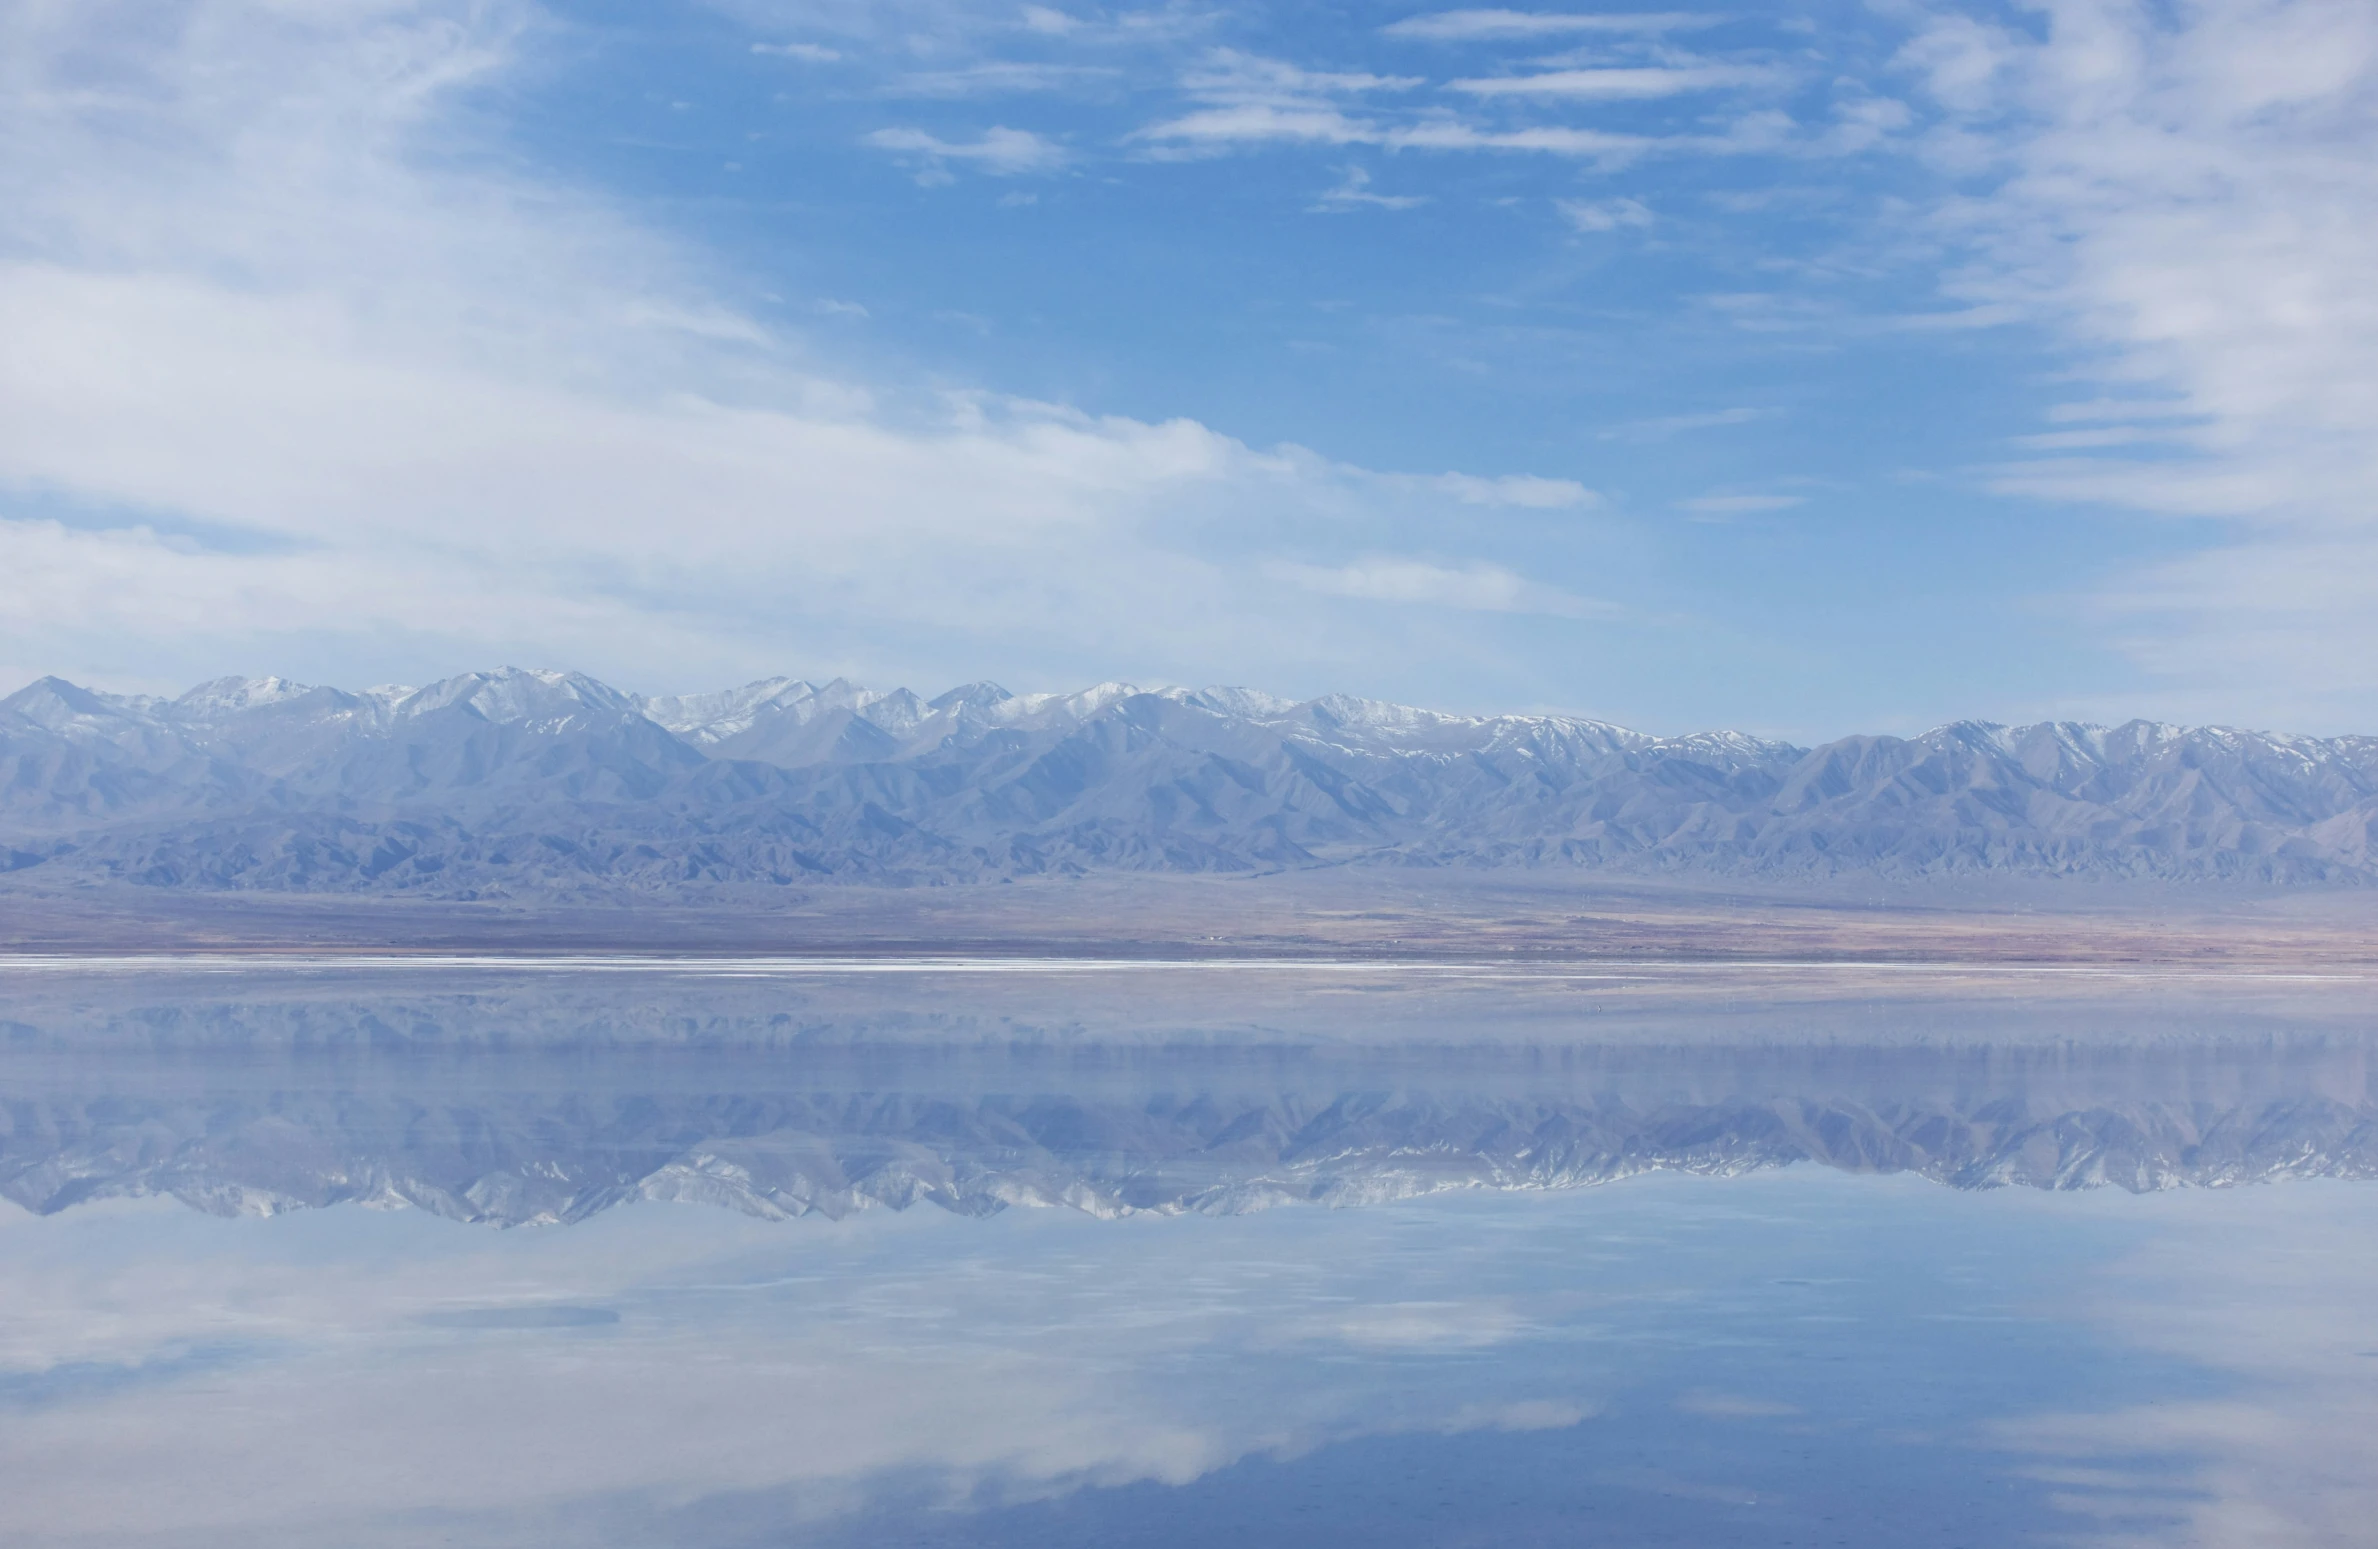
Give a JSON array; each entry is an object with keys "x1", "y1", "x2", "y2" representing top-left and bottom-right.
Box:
[{"x1": 6, "y1": 666, "x2": 2377, "y2": 893}]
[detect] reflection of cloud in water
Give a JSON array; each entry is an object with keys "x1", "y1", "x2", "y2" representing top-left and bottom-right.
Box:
[
  {"x1": 0, "y1": 971, "x2": 2373, "y2": 1545},
  {"x1": 0, "y1": 1209, "x2": 1232, "y2": 1544},
  {"x1": 1442, "y1": 1398, "x2": 1591, "y2": 1433},
  {"x1": 1994, "y1": 1185, "x2": 2378, "y2": 1548},
  {"x1": 0, "y1": 1174, "x2": 2046, "y2": 1544},
  {"x1": 2, "y1": 1165, "x2": 2320, "y2": 1548},
  {"x1": 1309, "y1": 1301, "x2": 1526, "y2": 1349},
  {"x1": 1675, "y1": 1391, "x2": 1802, "y2": 1419}
]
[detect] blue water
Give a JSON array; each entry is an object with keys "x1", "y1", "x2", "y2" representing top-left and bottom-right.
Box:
[{"x1": 0, "y1": 962, "x2": 2372, "y2": 1547}]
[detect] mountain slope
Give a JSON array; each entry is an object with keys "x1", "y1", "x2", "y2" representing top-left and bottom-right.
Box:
[{"x1": 5, "y1": 667, "x2": 2377, "y2": 892}]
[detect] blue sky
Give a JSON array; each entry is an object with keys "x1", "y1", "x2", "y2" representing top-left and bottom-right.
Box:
[{"x1": 2, "y1": 0, "x2": 2373, "y2": 737}]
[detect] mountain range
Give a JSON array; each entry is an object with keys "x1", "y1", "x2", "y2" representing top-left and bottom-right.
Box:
[{"x1": 5, "y1": 666, "x2": 2377, "y2": 893}]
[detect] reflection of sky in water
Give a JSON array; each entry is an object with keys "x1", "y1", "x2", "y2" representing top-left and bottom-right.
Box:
[{"x1": 0, "y1": 968, "x2": 2374, "y2": 1547}]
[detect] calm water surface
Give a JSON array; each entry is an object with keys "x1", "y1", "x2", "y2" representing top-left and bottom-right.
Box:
[{"x1": 2, "y1": 961, "x2": 2374, "y2": 1547}]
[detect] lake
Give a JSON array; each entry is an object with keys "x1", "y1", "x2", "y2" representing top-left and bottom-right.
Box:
[{"x1": 2, "y1": 958, "x2": 2374, "y2": 1547}]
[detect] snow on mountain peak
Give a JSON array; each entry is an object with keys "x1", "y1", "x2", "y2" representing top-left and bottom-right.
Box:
[
  {"x1": 171, "y1": 676, "x2": 321, "y2": 718},
  {"x1": 10, "y1": 664, "x2": 2378, "y2": 888},
  {"x1": 994, "y1": 681, "x2": 1159, "y2": 724},
  {"x1": 643, "y1": 677, "x2": 815, "y2": 741},
  {"x1": 397, "y1": 668, "x2": 641, "y2": 726},
  {"x1": 928, "y1": 682, "x2": 1014, "y2": 714},
  {"x1": 1181, "y1": 686, "x2": 1298, "y2": 719},
  {"x1": 0, "y1": 676, "x2": 143, "y2": 730}
]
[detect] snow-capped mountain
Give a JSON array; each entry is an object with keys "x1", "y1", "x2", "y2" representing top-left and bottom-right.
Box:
[{"x1": 6, "y1": 666, "x2": 2378, "y2": 891}]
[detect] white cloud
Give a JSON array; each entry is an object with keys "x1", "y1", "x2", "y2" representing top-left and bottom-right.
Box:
[
  {"x1": 1139, "y1": 48, "x2": 1486, "y2": 153},
  {"x1": 752, "y1": 41, "x2": 842, "y2": 62},
  {"x1": 1820, "y1": 91, "x2": 1915, "y2": 153},
  {"x1": 2005, "y1": 426, "x2": 2184, "y2": 451},
  {"x1": 2042, "y1": 398, "x2": 2202, "y2": 424},
  {"x1": 0, "y1": 0, "x2": 1599, "y2": 698},
  {"x1": 1901, "y1": 0, "x2": 2378, "y2": 727},
  {"x1": 1137, "y1": 40, "x2": 1793, "y2": 164},
  {"x1": 1137, "y1": 104, "x2": 1652, "y2": 159},
  {"x1": 865, "y1": 124, "x2": 1069, "y2": 175},
  {"x1": 1394, "y1": 121, "x2": 1653, "y2": 157},
  {"x1": 1266, "y1": 557, "x2": 1611, "y2": 617},
  {"x1": 1449, "y1": 66, "x2": 1771, "y2": 98},
  {"x1": 1141, "y1": 102, "x2": 1382, "y2": 147},
  {"x1": 1676, "y1": 493, "x2": 1805, "y2": 515},
  {"x1": 1181, "y1": 50, "x2": 1425, "y2": 100},
  {"x1": 883, "y1": 61, "x2": 1119, "y2": 97},
  {"x1": 1137, "y1": 49, "x2": 1423, "y2": 150},
  {"x1": 1311, "y1": 165, "x2": 1428, "y2": 211},
  {"x1": 1416, "y1": 472, "x2": 1596, "y2": 508},
  {"x1": 1383, "y1": 10, "x2": 1717, "y2": 42},
  {"x1": 1559, "y1": 196, "x2": 1652, "y2": 232},
  {"x1": 1598, "y1": 406, "x2": 1771, "y2": 440}
]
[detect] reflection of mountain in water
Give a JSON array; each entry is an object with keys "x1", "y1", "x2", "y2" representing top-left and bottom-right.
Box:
[{"x1": 7, "y1": 1028, "x2": 2376, "y2": 1224}]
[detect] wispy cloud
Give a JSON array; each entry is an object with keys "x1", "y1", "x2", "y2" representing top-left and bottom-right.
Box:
[
  {"x1": 1311, "y1": 165, "x2": 1427, "y2": 212},
  {"x1": 865, "y1": 125, "x2": 1069, "y2": 176},
  {"x1": 1022, "y1": 5, "x2": 1081, "y2": 36},
  {"x1": 1182, "y1": 50, "x2": 1425, "y2": 99},
  {"x1": 2006, "y1": 426, "x2": 2187, "y2": 452},
  {"x1": 0, "y1": 2, "x2": 1612, "y2": 697},
  {"x1": 1139, "y1": 103, "x2": 1378, "y2": 147},
  {"x1": 1136, "y1": 37, "x2": 1792, "y2": 166},
  {"x1": 1394, "y1": 122, "x2": 1658, "y2": 156},
  {"x1": 1383, "y1": 10, "x2": 1718, "y2": 42},
  {"x1": 1678, "y1": 493, "x2": 1804, "y2": 515},
  {"x1": 1267, "y1": 557, "x2": 1612, "y2": 617},
  {"x1": 1450, "y1": 65, "x2": 1771, "y2": 98},
  {"x1": 1137, "y1": 49, "x2": 1430, "y2": 152},
  {"x1": 1139, "y1": 106, "x2": 1651, "y2": 160},
  {"x1": 882, "y1": 62, "x2": 1119, "y2": 98},
  {"x1": 751, "y1": 41, "x2": 841, "y2": 63},
  {"x1": 1411, "y1": 472, "x2": 1596, "y2": 507},
  {"x1": 1598, "y1": 406, "x2": 1773, "y2": 440},
  {"x1": 2042, "y1": 399, "x2": 2204, "y2": 425},
  {"x1": 1559, "y1": 196, "x2": 1651, "y2": 232},
  {"x1": 1901, "y1": 0, "x2": 2378, "y2": 725}
]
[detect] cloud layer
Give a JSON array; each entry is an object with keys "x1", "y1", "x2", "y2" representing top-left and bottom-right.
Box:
[
  {"x1": 1906, "y1": 0, "x2": 2378, "y2": 725},
  {"x1": 0, "y1": 0, "x2": 1600, "y2": 701}
]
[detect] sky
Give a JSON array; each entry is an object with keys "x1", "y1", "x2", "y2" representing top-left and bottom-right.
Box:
[{"x1": 1, "y1": 0, "x2": 2374, "y2": 739}]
